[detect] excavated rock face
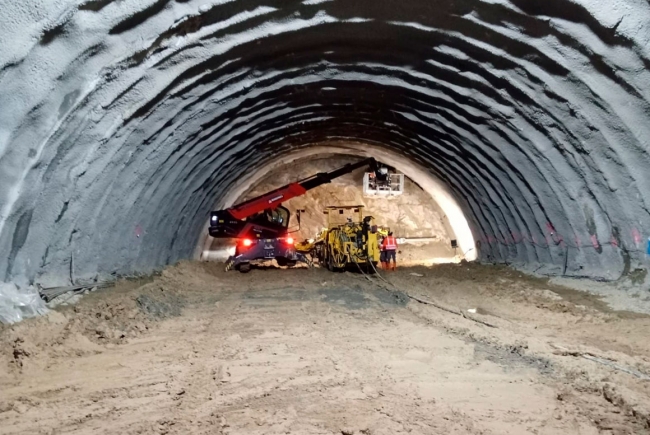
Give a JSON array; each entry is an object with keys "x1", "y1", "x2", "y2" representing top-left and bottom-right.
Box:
[
  {"x1": 0, "y1": 0, "x2": 649, "y2": 286},
  {"x1": 242, "y1": 155, "x2": 455, "y2": 242}
]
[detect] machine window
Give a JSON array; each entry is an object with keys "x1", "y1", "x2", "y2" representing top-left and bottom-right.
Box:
[{"x1": 255, "y1": 207, "x2": 290, "y2": 228}]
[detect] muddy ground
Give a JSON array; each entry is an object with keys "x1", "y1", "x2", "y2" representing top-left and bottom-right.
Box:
[{"x1": 1, "y1": 261, "x2": 650, "y2": 434}]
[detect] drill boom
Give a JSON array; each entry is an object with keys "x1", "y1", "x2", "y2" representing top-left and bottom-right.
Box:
[{"x1": 226, "y1": 158, "x2": 375, "y2": 220}]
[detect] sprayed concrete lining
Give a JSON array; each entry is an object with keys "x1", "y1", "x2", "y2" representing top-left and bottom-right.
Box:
[{"x1": 0, "y1": 0, "x2": 649, "y2": 287}]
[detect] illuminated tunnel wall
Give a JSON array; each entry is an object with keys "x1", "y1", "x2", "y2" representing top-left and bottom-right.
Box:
[
  {"x1": 197, "y1": 144, "x2": 477, "y2": 262},
  {"x1": 0, "y1": 0, "x2": 649, "y2": 287}
]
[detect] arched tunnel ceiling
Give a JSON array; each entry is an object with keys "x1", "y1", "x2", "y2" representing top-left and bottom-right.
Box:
[{"x1": 1, "y1": 0, "x2": 649, "y2": 286}]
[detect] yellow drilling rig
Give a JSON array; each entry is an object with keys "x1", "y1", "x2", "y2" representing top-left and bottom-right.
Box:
[{"x1": 296, "y1": 206, "x2": 382, "y2": 271}]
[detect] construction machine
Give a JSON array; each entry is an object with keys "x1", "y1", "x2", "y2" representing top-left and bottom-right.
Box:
[
  {"x1": 209, "y1": 158, "x2": 377, "y2": 272},
  {"x1": 312, "y1": 206, "x2": 381, "y2": 271}
]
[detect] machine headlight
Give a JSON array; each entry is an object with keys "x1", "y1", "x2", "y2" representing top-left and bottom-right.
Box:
[{"x1": 211, "y1": 216, "x2": 217, "y2": 221}]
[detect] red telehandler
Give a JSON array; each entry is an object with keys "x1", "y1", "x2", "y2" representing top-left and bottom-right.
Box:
[{"x1": 209, "y1": 158, "x2": 378, "y2": 272}]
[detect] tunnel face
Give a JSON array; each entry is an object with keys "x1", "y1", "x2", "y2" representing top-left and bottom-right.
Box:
[
  {"x1": 201, "y1": 152, "x2": 463, "y2": 264},
  {"x1": 198, "y1": 145, "x2": 477, "y2": 263},
  {"x1": 0, "y1": 0, "x2": 649, "y2": 286}
]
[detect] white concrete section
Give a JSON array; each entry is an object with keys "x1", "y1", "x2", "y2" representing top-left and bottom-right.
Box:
[
  {"x1": 399, "y1": 238, "x2": 442, "y2": 243},
  {"x1": 197, "y1": 142, "x2": 477, "y2": 262},
  {"x1": 201, "y1": 244, "x2": 235, "y2": 262}
]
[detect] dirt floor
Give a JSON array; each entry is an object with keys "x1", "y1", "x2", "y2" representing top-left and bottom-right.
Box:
[{"x1": 2, "y1": 261, "x2": 650, "y2": 434}]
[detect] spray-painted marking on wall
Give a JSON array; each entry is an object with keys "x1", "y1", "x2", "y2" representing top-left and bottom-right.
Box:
[
  {"x1": 476, "y1": 225, "x2": 644, "y2": 254},
  {"x1": 590, "y1": 234, "x2": 600, "y2": 250},
  {"x1": 511, "y1": 231, "x2": 520, "y2": 243}
]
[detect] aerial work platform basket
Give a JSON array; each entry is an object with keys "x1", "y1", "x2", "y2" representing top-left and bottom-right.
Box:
[{"x1": 363, "y1": 172, "x2": 404, "y2": 197}]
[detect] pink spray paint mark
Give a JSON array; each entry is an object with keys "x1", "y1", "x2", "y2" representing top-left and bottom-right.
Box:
[
  {"x1": 135, "y1": 225, "x2": 143, "y2": 238},
  {"x1": 611, "y1": 235, "x2": 619, "y2": 248},
  {"x1": 590, "y1": 234, "x2": 600, "y2": 249},
  {"x1": 545, "y1": 222, "x2": 564, "y2": 247},
  {"x1": 511, "y1": 231, "x2": 520, "y2": 243},
  {"x1": 632, "y1": 228, "x2": 642, "y2": 247}
]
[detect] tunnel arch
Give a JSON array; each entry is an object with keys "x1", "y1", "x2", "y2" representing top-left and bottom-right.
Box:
[{"x1": 0, "y1": 0, "x2": 649, "y2": 287}]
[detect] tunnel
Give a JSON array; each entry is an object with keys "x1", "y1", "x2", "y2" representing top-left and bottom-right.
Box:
[{"x1": 1, "y1": 0, "x2": 650, "y2": 289}]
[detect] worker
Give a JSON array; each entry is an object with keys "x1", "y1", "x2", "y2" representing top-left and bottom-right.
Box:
[
  {"x1": 375, "y1": 166, "x2": 389, "y2": 188},
  {"x1": 262, "y1": 208, "x2": 274, "y2": 223},
  {"x1": 381, "y1": 231, "x2": 398, "y2": 271}
]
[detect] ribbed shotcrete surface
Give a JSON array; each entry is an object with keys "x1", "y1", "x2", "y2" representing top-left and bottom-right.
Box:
[{"x1": 0, "y1": 0, "x2": 649, "y2": 285}]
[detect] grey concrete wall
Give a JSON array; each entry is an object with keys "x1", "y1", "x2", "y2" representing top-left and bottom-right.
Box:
[{"x1": 0, "y1": 0, "x2": 649, "y2": 287}]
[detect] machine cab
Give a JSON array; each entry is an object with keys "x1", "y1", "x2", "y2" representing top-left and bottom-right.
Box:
[
  {"x1": 209, "y1": 206, "x2": 291, "y2": 239},
  {"x1": 248, "y1": 206, "x2": 290, "y2": 230}
]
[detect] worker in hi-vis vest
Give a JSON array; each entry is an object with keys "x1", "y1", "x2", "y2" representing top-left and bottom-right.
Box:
[{"x1": 381, "y1": 231, "x2": 398, "y2": 271}]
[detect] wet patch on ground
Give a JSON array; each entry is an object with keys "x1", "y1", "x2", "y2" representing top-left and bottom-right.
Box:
[
  {"x1": 318, "y1": 286, "x2": 410, "y2": 310},
  {"x1": 318, "y1": 288, "x2": 369, "y2": 310},
  {"x1": 548, "y1": 283, "x2": 649, "y2": 319},
  {"x1": 473, "y1": 341, "x2": 554, "y2": 376},
  {"x1": 368, "y1": 288, "x2": 409, "y2": 307},
  {"x1": 242, "y1": 288, "x2": 311, "y2": 303},
  {"x1": 136, "y1": 294, "x2": 184, "y2": 318}
]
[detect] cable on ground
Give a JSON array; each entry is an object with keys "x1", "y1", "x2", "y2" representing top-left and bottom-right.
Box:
[{"x1": 354, "y1": 260, "x2": 498, "y2": 329}]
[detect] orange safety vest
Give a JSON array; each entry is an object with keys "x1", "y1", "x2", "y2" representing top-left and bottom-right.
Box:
[{"x1": 382, "y1": 236, "x2": 398, "y2": 251}]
